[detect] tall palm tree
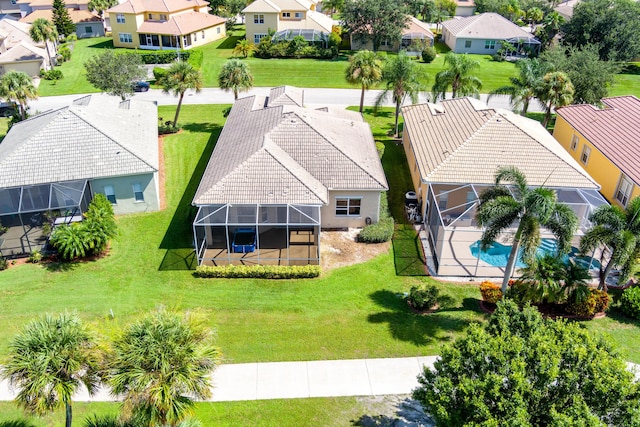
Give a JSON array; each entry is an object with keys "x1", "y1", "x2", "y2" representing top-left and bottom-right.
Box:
[
  {"x1": 526, "y1": 7, "x2": 543, "y2": 31},
  {"x1": 487, "y1": 58, "x2": 549, "y2": 115},
  {"x1": 1, "y1": 313, "x2": 99, "y2": 427},
  {"x1": 580, "y1": 196, "x2": 640, "y2": 291},
  {"x1": 29, "y1": 18, "x2": 58, "y2": 68},
  {"x1": 218, "y1": 58, "x2": 253, "y2": 100},
  {"x1": 476, "y1": 166, "x2": 579, "y2": 293},
  {"x1": 345, "y1": 50, "x2": 384, "y2": 113},
  {"x1": 0, "y1": 71, "x2": 38, "y2": 120},
  {"x1": 162, "y1": 61, "x2": 203, "y2": 127},
  {"x1": 87, "y1": 0, "x2": 118, "y2": 29},
  {"x1": 537, "y1": 71, "x2": 573, "y2": 128},
  {"x1": 375, "y1": 51, "x2": 427, "y2": 137},
  {"x1": 106, "y1": 309, "x2": 220, "y2": 427},
  {"x1": 432, "y1": 52, "x2": 482, "y2": 101}
]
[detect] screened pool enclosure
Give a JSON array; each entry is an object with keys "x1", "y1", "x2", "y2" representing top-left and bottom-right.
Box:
[
  {"x1": 0, "y1": 180, "x2": 92, "y2": 257},
  {"x1": 193, "y1": 204, "x2": 321, "y2": 265}
]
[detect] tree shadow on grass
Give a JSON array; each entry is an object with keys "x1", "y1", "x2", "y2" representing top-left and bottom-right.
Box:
[
  {"x1": 367, "y1": 290, "x2": 475, "y2": 346},
  {"x1": 87, "y1": 39, "x2": 114, "y2": 49},
  {"x1": 217, "y1": 35, "x2": 242, "y2": 49},
  {"x1": 0, "y1": 421, "x2": 38, "y2": 427},
  {"x1": 158, "y1": 124, "x2": 222, "y2": 271}
]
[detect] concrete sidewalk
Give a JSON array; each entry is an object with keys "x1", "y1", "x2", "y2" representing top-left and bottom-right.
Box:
[{"x1": 0, "y1": 356, "x2": 438, "y2": 402}]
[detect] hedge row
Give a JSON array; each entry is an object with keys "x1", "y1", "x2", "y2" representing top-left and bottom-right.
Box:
[
  {"x1": 194, "y1": 264, "x2": 321, "y2": 279},
  {"x1": 121, "y1": 50, "x2": 192, "y2": 64}
]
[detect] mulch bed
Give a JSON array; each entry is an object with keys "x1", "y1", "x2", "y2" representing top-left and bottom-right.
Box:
[
  {"x1": 479, "y1": 300, "x2": 606, "y2": 320},
  {"x1": 407, "y1": 300, "x2": 439, "y2": 315}
]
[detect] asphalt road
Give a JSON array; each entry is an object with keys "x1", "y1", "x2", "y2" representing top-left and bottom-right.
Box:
[{"x1": 29, "y1": 88, "x2": 546, "y2": 114}]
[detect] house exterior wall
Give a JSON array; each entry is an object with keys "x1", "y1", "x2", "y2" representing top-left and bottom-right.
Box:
[
  {"x1": 111, "y1": 12, "x2": 141, "y2": 48},
  {"x1": 75, "y1": 21, "x2": 105, "y2": 38},
  {"x1": 0, "y1": 0, "x2": 21, "y2": 14},
  {"x1": 320, "y1": 190, "x2": 381, "y2": 228},
  {"x1": 0, "y1": 59, "x2": 43, "y2": 76},
  {"x1": 554, "y1": 115, "x2": 640, "y2": 207},
  {"x1": 91, "y1": 172, "x2": 159, "y2": 215},
  {"x1": 455, "y1": 5, "x2": 475, "y2": 16},
  {"x1": 245, "y1": 11, "x2": 278, "y2": 44},
  {"x1": 402, "y1": 127, "x2": 429, "y2": 216},
  {"x1": 452, "y1": 37, "x2": 500, "y2": 54}
]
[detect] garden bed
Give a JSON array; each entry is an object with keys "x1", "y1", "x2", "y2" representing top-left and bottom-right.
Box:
[{"x1": 479, "y1": 300, "x2": 606, "y2": 320}]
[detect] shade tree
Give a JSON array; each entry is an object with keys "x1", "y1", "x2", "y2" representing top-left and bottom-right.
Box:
[
  {"x1": 341, "y1": 0, "x2": 409, "y2": 52},
  {"x1": 84, "y1": 50, "x2": 146, "y2": 100}
]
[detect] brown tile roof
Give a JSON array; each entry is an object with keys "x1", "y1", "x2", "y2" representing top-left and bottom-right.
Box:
[
  {"x1": 556, "y1": 96, "x2": 640, "y2": 186},
  {"x1": 108, "y1": 0, "x2": 209, "y2": 14},
  {"x1": 193, "y1": 88, "x2": 388, "y2": 206},
  {"x1": 404, "y1": 16, "x2": 434, "y2": 39},
  {"x1": 402, "y1": 98, "x2": 599, "y2": 189},
  {"x1": 138, "y1": 12, "x2": 225, "y2": 35},
  {"x1": 18, "y1": 0, "x2": 89, "y2": 6},
  {"x1": 20, "y1": 9, "x2": 101, "y2": 24},
  {"x1": 442, "y1": 12, "x2": 534, "y2": 40}
]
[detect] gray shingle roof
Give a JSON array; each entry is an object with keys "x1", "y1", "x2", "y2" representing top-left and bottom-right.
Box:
[
  {"x1": 442, "y1": 12, "x2": 535, "y2": 40},
  {"x1": 268, "y1": 85, "x2": 304, "y2": 107},
  {"x1": 193, "y1": 88, "x2": 388, "y2": 206},
  {"x1": 0, "y1": 94, "x2": 158, "y2": 188},
  {"x1": 402, "y1": 98, "x2": 599, "y2": 189}
]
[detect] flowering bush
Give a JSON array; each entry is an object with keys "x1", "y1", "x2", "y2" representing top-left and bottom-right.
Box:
[{"x1": 479, "y1": 281, "x2": 502, "y2": 304}]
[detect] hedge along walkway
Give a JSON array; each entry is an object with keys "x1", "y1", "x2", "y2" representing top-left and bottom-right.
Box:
[{"x1": 0, "y1": 357, "x2": 637, "y2": 403}]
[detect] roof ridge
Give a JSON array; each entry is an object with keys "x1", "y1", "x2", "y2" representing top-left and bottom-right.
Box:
[{"x1": 68, "y1": 108, "x2": 158, "y2": 172}]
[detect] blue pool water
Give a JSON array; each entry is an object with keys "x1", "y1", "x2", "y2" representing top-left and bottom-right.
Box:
[{"x1": 469, "y1": 238, "x2": 600, "y2": 269}]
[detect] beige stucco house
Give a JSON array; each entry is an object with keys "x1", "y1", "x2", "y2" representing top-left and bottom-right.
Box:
[
  {"x1": 243, "y1": 0, "x2": 332, "y2": 45},
  {"x1": 350, "y1": 15, "x2": 434, "y2": 52},
  {"x1": 401, "y1": 97, "x2": 606, "y2": 277},
  {"x1": 192, "y1": 86, "x2": 388, "y2": 266},
  {"x1": 0, "y1": 17, "x2": 54, "y2": 76},
  {"x1": 0, "y1": 94, "x2": 160, "y2": 257},
  {"x1": 107, "y1": 0, "x2": 226, "y2": 50}
]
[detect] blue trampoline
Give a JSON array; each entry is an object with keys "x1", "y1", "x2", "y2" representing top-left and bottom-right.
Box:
[{"x1": 232, "y1": 228, "x2": 256, "y2": 253}]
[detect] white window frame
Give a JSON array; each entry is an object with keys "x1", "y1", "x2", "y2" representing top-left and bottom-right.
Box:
[
  {"x1": 484, "y1": 40, "x2": 495, "y2": 49},
  {"x1": 282, "y1": 12, "x2": 291, "y2": 18},
  {"x1": 294, "y1": 11, "x2": 303, "y2": 18},
  {"x1": 202, "y1": 30, "x2": 206, "y2": 38},
  {"x1": 119, "y1": 33, "x2": 132, "y2": 43},
  {"x1": 160, "y1": 13, "x2": 167, "y2": 20},
  {"x1": 335, "y1": 197, "x2": 362, "y2": 217},
  {"x1": 615, "y1": 174, "x2": 633, "y2": 207},
  {"x1": 132, "y1": 183, "x2": 144, "y2": 202},
  {"x1": 254, "y1": 33, "x2": 267, "y2": 43},
  {"x1": 254, "y1": 14, "x2": 264, "y2": 24},
  {"x1": 116, "y1": 13, "x2": 125, "y2": 24},
  {"x1": 104, "y1": 185, "x2": 116, "y2": 204},
  {"x1": 580, "y1": 145, "x2": 591, "y2": 165},
  {"x1": 148, "y1": 13, "x2": 153, "y2": 19},
  {"x1": 216, "y1": 27, "x2": 221, "y2": 34},
  {"x1": 570, "y1": 134, "x2": 579, "y2": 151}
]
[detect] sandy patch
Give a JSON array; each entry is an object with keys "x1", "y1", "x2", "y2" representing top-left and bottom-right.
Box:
[{"x1": 320, "y1": 228, "x2": 390, "y2": 270}]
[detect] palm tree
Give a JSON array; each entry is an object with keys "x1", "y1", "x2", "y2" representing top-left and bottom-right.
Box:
[
  {"x1": 232, "y1": 38, "x2": 256, "y2": 58},
  {"x1": 2, "y1": 313, "x2": 100, "y2": 427},
  {"x1": 106, "y1": 309, "x2": 220, "y2": 427},
  {"x1": 162, "y1": 61, "x2": 203, "y2": 128},
  {"x1": 526, "y1": 7, "x2": 543, "y2": 31},
  {"x1": 580, "y1": 196, "x2": 640, "y2": 291},
  {"x1": 432, "y1": 52, "x2": 482, "y2": 101},
  {"x1": 29, "y1": 18, "x2": 58, "y2": 68},
  {"x1": 375, "y1": 51, "x2": 427, "y2": 137},
  {"x1": 487, "y1": 58, "x2": 550, "y2": 115},
  {"x1": 476, "y1": 166, "x2": 579, "y2": 294},
  {"x1": 345, "y1": 50, "x2": 384, "y2": 113},
  {"x1": 537, "y1": 71, "x2": 573, "y2": 128},
  {"x1": 218, "y1": 58, "x2": 253, "y2": 100},
  {"x1": 0, "y1": 71, "x2": 38, "y2": 120},
  {"x1": 87, "y1": 0, "x2": 118, "y2": 29}
]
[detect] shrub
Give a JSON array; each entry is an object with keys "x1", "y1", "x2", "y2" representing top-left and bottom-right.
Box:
[
  {"x1": 422, "y1": 47, "x2": 436, "y2": 63},
  {"x1": 28, "y1": 249, "x2": 42, "y2": 263},
  {"x1": 41, "y1": 69, "x2": 63, "y2": 81},
  {"x1": 479, "y1": 281, "x2": 502, "y2": 303},
  {"x1": 358, "y1": 192, "x2": 394, "y2": 243},
  {"x1": 122, "y1": 50, "x2": 191, "y2": 64},
  {"x1": 408, "y1": 284, "x2": 440, "y2": 310},
  {"x1": 0, "y1": 256, "x2": 7, "y2": 271},
  {"x1": 194, "y1": 264, "x2": 320, "y2": 279},
  {"x1": 567, "y1": 289, "x2": 610, "y2": 317},
  {"x1": 153, "y1": 67, "x2": 168, "y2": 83},
  {"x1": 58, "y1": 45, "x2": 72, "y2": 62},
  {"x1": 620, "y1": 286, "x2": 640, "y2": 320},
  {"x1": 506, "y1": 280, "x2": 529, "y2": 306},
  {"x1": 187, "y1": 50, "x2": 203, "y2": 69}
]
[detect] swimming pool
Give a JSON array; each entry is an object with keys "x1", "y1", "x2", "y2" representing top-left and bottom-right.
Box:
[{"x1": 469, "y1": 238, "x2": 600, "y2": 269}]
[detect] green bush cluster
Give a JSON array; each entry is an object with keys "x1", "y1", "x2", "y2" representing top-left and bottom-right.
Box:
[
  {"x1": 41, "y1": 68, "x2": 64, "y2": 81},
  {"x1": 620, "y1": 286, "x2": 640, "y2": 320},
  {"x1": 122, "y1": 50, "x2": 191, "y2": 64},
  {"x1": 187, "y1": 50, "x2": 204, "y2": 69},
  {"x1": 194, "y1": 264, "x2": 321, "y2": 279},
  {"x1": 407, "y1": 284, "x2": 440, "y2": 310},
  {"x1": 0, "y1": 256, "x2": 7, "y2": 271},
  {"x1": 567, "y1": 289, "x2": 611, "y2": 317},
  {"x1": 358, "y1": 192, "x2": 394, "y2": 243},
  {"x1": 421, "y1": 47, "x2": 437, "y2": 63},
  {"x1": 50, "y1": 194, "x2": 117, "y2": 261},
  {"x1": 58, "y1": 44, "x2": 72, "y2": 62},
  {"x1": 255, "y1": 36, "x2": 338, "y2": 59},
  {"x1": 28, "y1": 249, "x2": 42, "y2": 264},
  {"x1": 153, "y1": 67, "x2": 167, "y2": 82}
]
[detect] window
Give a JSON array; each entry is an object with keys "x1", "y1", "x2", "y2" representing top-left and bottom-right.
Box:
[
  {"x1": 10, "y1": 0, "x2": 16, "y2": 4},
  {"x1": 119, "y1": 33, "x2": 132, "y2": 43},
  {"x1": 183, "y1": 34, "x2": 191, "y2": 47},
  {"x1": 160, "y1": 14, "x2": 167, "y2": 20},
  {"x1": 580, "y1": 145, "x2": 591, "y2": 165},
  {"x1": 193, "y1": 32, "x2": 197, "y2": 41},
  {"x1": 484, "y1": 40, "x2": 496, "y2": 49},
  {"x1": 570, "y1": 134, "x2": 579, "y2": 151},
  {"x1": 254, "y1": 14, "x2": 264, "y2": 24},
  {"x1": 104, "y1": 185, "x2": 116, "y2": 204},
  {"x1": 381, "y1": 39, "x2": 390, "y2": 46},
  {"x1": 216, "y1": 27, "x2": 221, "y2": 34},
  {"x1": 295, "y1": 12, "x2": 303, "y2": 18},
  {"x1": 282, "y1": 12, "x2": 291, "y2": 18},
  {"x1": 116, "y1": 13, "x2": 125, "y2": 24},
  {"x1": 464, "y1": 40, "x2": 472, "y2": 48},
  {"x1": 148, "y1": 13, "x2": 153, "y2": 19},
  {"x1": 615, "y1": 174, "x2": 633, "y2": 206},
  {"x1": 85, "y1": 26, "x2": 92, "y2": 34},
  {"x1": 335, "y1": 197, "x2": 361, "y2": 216},
  {"x1": 202, "y1": 31, "x2": 206, "y2": 38},
  {"x1": 254, "y1": 33, "x2": 267, "y2": 43},
  {"x1": 132, "y1": 183, "x2": 144, "y2": 202}
]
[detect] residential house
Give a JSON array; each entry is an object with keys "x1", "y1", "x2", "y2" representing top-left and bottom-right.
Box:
[
  {"x1": 554, "y1": 96, "x2": 640, "y2": 208},
  {"x1": 0, "y1": 94, "x2": 159, "y2": 257},
  {"x1": 0, "y1": 17, "x2": 54, "y2": 76},
  {"x1": 401, "y1": 97, "x2": 606, "y2": 277},
  {"x1": 454, "y1": 0, "x2": 476, "y2": 16},
  {"x1": 554, "y1": 0, "x2": 580, "y2": 20},
  {"x1": 192, "y1": 86, "x2": 388, "y2": 266},
  {"x1": 0, "y1": 0, "x2": 21, "y2": 16},
  {"x1": 243, "y1": 0, "x2": 332, "y2": 45},
  {"x1": 17, "y1": 0, "x2": 90, "y2": 16},
  {"x1": 441, "y1": 13, "x2": 540, "y2": 55},
  {"x1": 107, "y1": 0, "x2": 226, "y2": 50},
  {"x1": 20, "y1": 9, "x2": 104, "y2": 38},
  {"x1": 350, "y1": 16, "x2": 434, "y2": 52}
]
